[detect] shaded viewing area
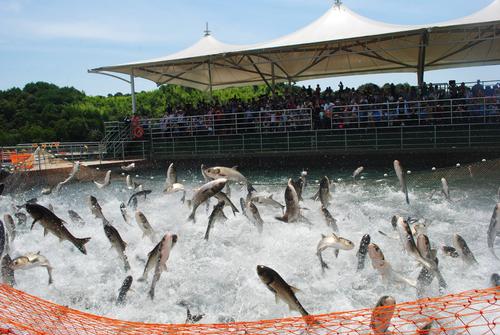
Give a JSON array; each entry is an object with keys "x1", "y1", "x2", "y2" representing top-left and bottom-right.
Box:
[{"x1": 1, "y1": 0, "x2": 473, "y2": 162}]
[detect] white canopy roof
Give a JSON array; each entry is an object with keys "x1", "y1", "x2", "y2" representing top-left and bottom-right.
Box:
[{"x1": 90, "y1": 1, "x2": 500, "y2": 91}]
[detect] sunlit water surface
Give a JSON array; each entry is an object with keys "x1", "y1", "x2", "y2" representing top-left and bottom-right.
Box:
[{"x1": 1, "y1": 164, "x2": 499, "y2": 324}]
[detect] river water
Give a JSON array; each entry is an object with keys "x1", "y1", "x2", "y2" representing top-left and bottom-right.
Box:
[{"x1": 1, "y1": 160, "x2": 499, "y2": 324}]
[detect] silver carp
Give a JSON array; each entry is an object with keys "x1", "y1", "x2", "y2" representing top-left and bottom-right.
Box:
[
  {"x1": 205, "y1": 201, "x2": 227, "y2": 240},
  {"x1": 204, "y1": 166, "x2": 256, "y2": 192},
  {"x1": 89, "y1": 196, "x2": 109, "y2": 224},
  {"x1": 487, "y1": 203, "x2": 500, "y2": 259},
  {"x1": 453, "y1": 234, "x2": 478, "y2": 265},
  {"x1": 370, "y1": 296, "x2": 396, "y2": 334},
  {"x1": 353, "y1": 166, "x2": 364, "y2": 180},
  {"x1": 54, "y1": 161, "x2": 80, "y2": 193},
  {"x1": 3, "y1": 214, "x2": 15, "y2": 242},
  {"x1": 256, "y1": 265, "x2": 309, "y2": 317},
  {"x1": 214, "y1": 191, "x2": 239, "y2": 216},
  {"x1": 316, "y1": 233, "x2": 354, "y2": 270},
  {"x1": 12, "y1": 252, "x2": 53, "y2": 285},
  {"x1": 149, "y1": 233, "x2": 177, "y2": 299},
  {"x1": 441, "y1": 177, "x2": 450, "y2": 200},
  {"x1": 93, "y1": 170, "x2": 111, "y2": 189},
  {"x1": 240, "y1": 198, "x2": 264, "y2": 233},
  {"x1": 120, "y1": 203, "x2": 132, "y2": 226},
  {"x1": 188, "y1": 178, "x2": 227, "y2": 223},
  {"x1": 318, "y1": 176, "x2": 332, "y2": 208},
  {"x1": 26, "y1": 204, "x2": 90, "y2": 255},
  {"x1": 368, "y1": 243, "x2": 416, "y2": 287},
  {"x1": 275, "y1": 179, "x2": 300, "y2": 223},
  {"x1": 68, "y1": 210, "x2": 85, "y2": 225},
  {"x1": 116, "y1": 275, "x2": 133, "y2": 305},
  {"x1": 135, "y1": 211, "x2": 157, "y2": 243},
  {"x1": 251, "y1": 194, "x2": 285, "y2": 213},
  {"x1": 356, "y1": 234, "x2": 371, "y2": 271},
  {"x1": 393, "y1": 160, "x2": 409, "y2": 204},
  {"x1": 103, "y1": 222, "x2": 130, "y2": 271},
  {"x1": 1, "y1": 254, "x2": 15, "y2": 286},
  {"x1": 121, "y1": 163, "x2": 135, "y2": 171},
  {"x1": 321, "y1": 206, "x2": 338, "y2": 232}
]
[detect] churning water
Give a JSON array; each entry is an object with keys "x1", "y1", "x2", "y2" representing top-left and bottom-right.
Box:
[{"x1": 1, "y1": 161, "x2": 499, "y2": 324}]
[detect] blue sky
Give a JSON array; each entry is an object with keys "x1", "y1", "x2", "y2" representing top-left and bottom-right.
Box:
[{"x1": 0, "y1": 0, "x2": 498, "y2": 96}]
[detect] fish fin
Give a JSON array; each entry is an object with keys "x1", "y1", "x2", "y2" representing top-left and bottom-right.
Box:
[
  {"x1": 290, "y1": 286, "x2": 301, "y2": 294},
  {"x1": 247, "y1": 183, "x2": 257, "y2": 193},
  {"x1": 75, "y1": 237, "x2": 91, "y2": 255},
  {"x1": 187, "y1": 212, "x2": 196, "y2": 223},
  {"x1": 30, "y1": 219, "x2": 38, "y2": 230},
  {"x1": 275, "y1": 214, "x2": 288, "y2": 222}
]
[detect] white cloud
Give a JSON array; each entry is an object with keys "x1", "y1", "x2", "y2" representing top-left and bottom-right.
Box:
[
  {"x1": 2, "y1": 19, "x2": 179, "y2": 44},
  {"x1": 0, "y1": 0, "x2": 27, "y2": 13}
]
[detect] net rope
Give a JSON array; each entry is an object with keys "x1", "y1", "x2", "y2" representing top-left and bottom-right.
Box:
[{"x1": 0, "y1": 284, "x2": 498, "y2": 335}]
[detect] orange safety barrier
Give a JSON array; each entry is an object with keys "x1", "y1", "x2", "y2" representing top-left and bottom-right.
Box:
[
  {"x1": 9, "y1": 153, "x2": 34, "y2": 169},
  {"x1": 0, "y1": 285, "x2": 498, "y2": 335}
]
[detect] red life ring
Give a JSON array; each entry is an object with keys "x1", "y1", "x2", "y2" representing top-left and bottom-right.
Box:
[{"x1": 132, "y1": 126, "x2": 144, "y2": 139}]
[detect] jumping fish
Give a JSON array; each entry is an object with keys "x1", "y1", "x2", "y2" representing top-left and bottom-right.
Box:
[
  {"x1": 116, "y1": 275, "x2": 133, "y2": 306},
  {"x1": 103, "y1": 221, "x2": 131, "y2": 271},
  {"x1": 149, "y1": 233, "x2": 177, "y2": 299},
  {"x1": 12, "y1": 252, "x2": 53, "y2": 285},
  {"x1": 275, "y1": 179, "x2": 300, "y2": 223},
  {"x1": 441, "y1": 177, "x2": 450, "y2": 200},
  {"x1": 487, "y1": 203, "x2": 500, "y2": 259},
  {"x1": 3, "y1": 214, "x2": 15, "y2": 242},
  {"x1": 453, "y1": 234, "x2": 478, "y2": 265},
  {"x1": 240, "y1": 197, "x2": 264, "y2": 233},
  {"x1": 94, "y1": 170, "x2": 111, "y2": 189},
  {"x1": 394, "y1": 160, "x2": 409, "y2": 204},
  {"x1": 26, "y1": 204, "x2": 91, "y2": 255},
  {"x1": 316, "y1": 233, "x2": 354, "y2": 270},
  {"x1": 370, "y1": 296, "x2": 396, "y2": 334},
  {"x1": 135, "y1": 211, "x2": 157, "y2": 243},
  {"x1": 368, "y1": 243, "x2": 416, "y2": 287},
  {"x1": 121, "y1": 163, "x2": 135, "y2": 172},
  {"x1": 120, "y1": 203, "x2": 132, "y2": 226},
  {"x1": 203, "y1": 166, "x2": 255, "y2": 192},
  {"x1": 68, "y1": 210, "x2": 85, "y2": 225},
  {"x1": 353, "y1": 166, "x2": 364, "y2": 180},
  {"x1": 256, "y1": 265, "x2": 309, "y2": 317},
  {"x1": 54, "y1": 161, "x2": 80, "y2": 193},
  {"x1": 187, "y1": 179, "x2": 227, "y2": 223},
  {"x1": 205, "y1": 201, "x2": 227, "y2": 241},
  {"x1": 321, "y1": 206, "x2": 338, "y2": 232},
  {"x1": 356, "y1": 234, "x2": 371, "y2": 271},
  {"x1": 1, "y1": 254, "x2": 15, "y2": 286}
]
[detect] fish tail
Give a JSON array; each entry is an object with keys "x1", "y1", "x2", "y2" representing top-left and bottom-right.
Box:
[
  {"x1": 188, "y1": 211, "x2": 196, "y2": 223},
  {"x1": 275, "y1": 215, "x2": 288, "y2": 223},
  {"x1": 74, "y1": 237, "x2": 91, "y2": 255},
  {"x1": 247, "y1": 182, "x2": 257, "y2": 194}
]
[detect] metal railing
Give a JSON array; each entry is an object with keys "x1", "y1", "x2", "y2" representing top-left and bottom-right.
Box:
[
  {"x1": 99, "y1": 96, "x2": 500, "y2": 159},
  {"x1": 146, "y1": 123, "x2": 500, "y2": 158},
  {"x1": 146, "y1": 108, "x2": 313, "y2": 139},
  {"x1": 1, "y1": 142, "x2": 106, "y2": 171}
]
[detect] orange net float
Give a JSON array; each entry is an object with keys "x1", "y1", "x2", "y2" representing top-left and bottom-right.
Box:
[{"x1": 0, "y1": 284, "x2": 498, "y2": 335}]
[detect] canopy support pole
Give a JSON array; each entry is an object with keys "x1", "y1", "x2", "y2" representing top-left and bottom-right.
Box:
[
  {"x1": 130, "y1": 70, "x2": 137, "y2": 115},
  {"x1": 417, "y1": 31, "x2": 429, "y2": 88},
  {"x1": 271, "y1": 63, "x2": 276, "y2": 97},
  {"x1": 208, "y1": 60, "x2": 213, "y2": 98}
]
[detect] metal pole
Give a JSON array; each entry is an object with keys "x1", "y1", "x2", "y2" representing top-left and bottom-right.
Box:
[
  {"x1": 271, "y1": 63, "x2": 276, "y2": 97},
  {"x1": 208, "y1": 60, "x2": 213, "y2": 99},
  {"x1": 130, "y1": 70, "x2": 137, "y2": 115}
]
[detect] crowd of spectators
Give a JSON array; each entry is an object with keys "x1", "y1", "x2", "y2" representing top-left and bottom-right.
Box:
[{"x1": 146, "y1": 80, "x2": 500, "y2": 137}]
